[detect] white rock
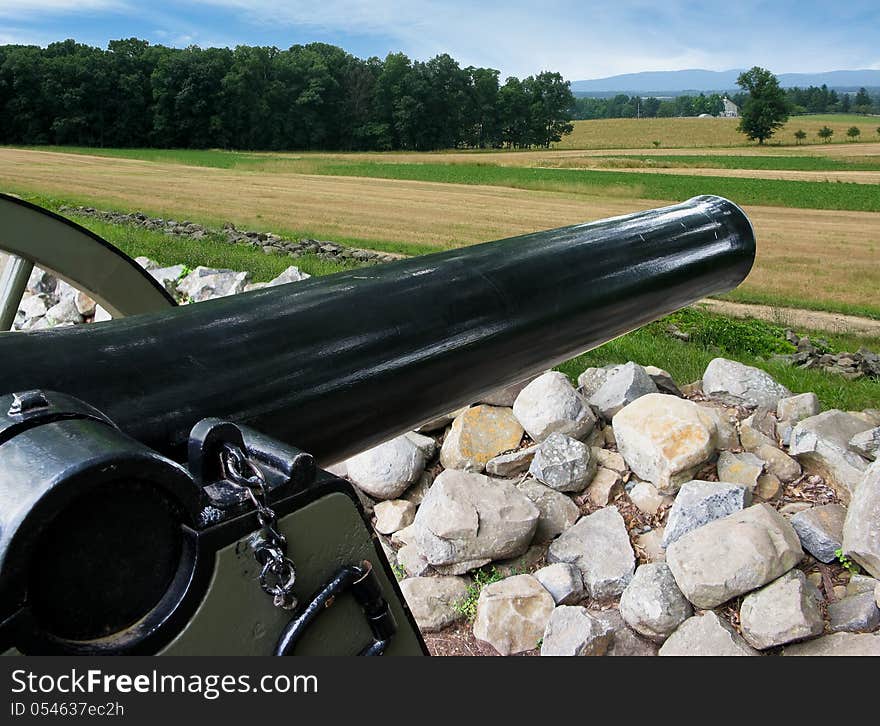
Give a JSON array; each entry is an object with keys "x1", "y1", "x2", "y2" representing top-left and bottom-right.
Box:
[
  {"x1": 516, "y1": 478, "x2": 580, "y2": 543},
  {"x1": 659, "y1": 611, "x2": 759, "y2": 656},
  {"x1": 662, "y1": 480, "x2": 751, "y2": 548},
  {"x1": 593, "y1": 447, "x2": 626, "y2": 474},
  {"x1": 177, "y1": 266, "x2": 250, "y2": 302},
  {"x1": 396, "y1": 544, "x2": 430, "y2": 577},
  {"x1": 399, "y1": 576, "x2": 468, "y2": 633},
  {"x1": 613, "y1": 393, "x2": 717, "y2": 494},
  {"x1": 619, "y1": 563, "x2": 693, "y2": 642},
  {"x1": 850, "y1": 427, "x2": 880, "y2": 461},
  {"x1": 92, "y1": 304, "x2": 112, "y2": 322},
  {"x1": 540, "y1": 605, "x2": 614, "y2": 656},
  {"x1": 702, "y1": 358, "x2": 791, "y2": 408},
  {"x1": 45, "y1": 296, "x2": 82, "y2": 325},
  {"x1": 345, "y1": 435, "x2": 425, "y2": 499},
  {"x1": 373, "y1": 500, "x2": 417, "y2": 535},
  {"x1": 842, "y1": 459, "x2": 880, "y2": 578},
  {"x1": 17, "y1": 293, "x2": 49, "y2": 321},
  {"x1": 485, "y1": 445, "x2": 538, "y2": 476},
  {"x1": 547, "y1": 506, "x2": 635, "y2": 599},
  {"x1": 528, "y1": 432, "x2": 596, "y2": 492},
  {"x1": 666, "y1": 503, "x2": 803, "y2": 608},
  {"x1": 412, "y1": 469, "x2": 539, "y2": 567},
  {"x1": 587, "y1": 361, "x2": 658, "y2": 419},
  {"x1": 266, "y1": 265, "x2": 311, "y2": 286},
  {"x1": 512, "y1": 371, "x2": 597, "y2": 442},
  {"x1": 404, "y1": 431, "x2": 437, "y2": 459},
  {"x1": 628, "y1": 480, "x2": 673, "y2": 516},
  {"x1": 533, "y1": 563, "x2": 585, "y2": 605},
  {"x1": 473, "y1": 574, "x2": 555, "y2": 655},
  {"x1": 777, "y1": 392, "x2": 820, "y2": 423},
  {"x1": 739, "y1": 570, "x2": 824, "y2": 649},
  {"x1": 790, "y1": 410, "x2": 872, "y2": 500}
]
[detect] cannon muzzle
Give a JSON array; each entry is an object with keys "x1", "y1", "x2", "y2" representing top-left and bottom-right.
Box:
[{"x1": 0, "y1": 195, "x2": 754, "y2": 464}]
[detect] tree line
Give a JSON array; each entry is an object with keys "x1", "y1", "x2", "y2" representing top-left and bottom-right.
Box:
[{"x1": 0, "y1": 39, "x2": 575, "y2": 151}]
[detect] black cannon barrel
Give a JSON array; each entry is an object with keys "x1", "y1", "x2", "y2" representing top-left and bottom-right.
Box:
[{"x1": 0, "y1": 195, "x2": 755, "y2": 464}]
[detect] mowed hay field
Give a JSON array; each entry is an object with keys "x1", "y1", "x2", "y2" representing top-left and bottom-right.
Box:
[
  {"x1": 1, "y1": 121, "x2": 879, "y2": 317},
  {"x1": 555, "y1": 114, "x2": 880, "y2": 150}
]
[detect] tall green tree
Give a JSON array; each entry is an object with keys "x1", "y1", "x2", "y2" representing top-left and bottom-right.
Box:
[{"x1": 736, "y1": 66, "x2": 789, "y2": 144}]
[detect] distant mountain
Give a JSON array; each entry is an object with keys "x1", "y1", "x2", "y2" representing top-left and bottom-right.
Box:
[{"x1": 571, "y1": 69, "x2": 880, "y2": 96}]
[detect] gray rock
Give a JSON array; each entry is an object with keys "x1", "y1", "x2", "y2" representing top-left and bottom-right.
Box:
[
  {"x1": 547, "y1": 506, "x2": 635, "y2": 599},
  {"x1": 148, "y1": 264, "x2": 186, "y2": 295},
  {"x1": 846, "y1": 574, "x2": 879, "y2": 597},
  {"x1": 791, "y1": 503, "x2": 847, "y2": 563},
  {"x1": 593, "y1": 447, "x2": 627, "y2": 474},
  {"x1": 755, "y1": 444, "x2": 802, "y2": 482},
  {"x1": 345, "y1": 435, "x2": 425, "y2": 499},
  {"x1": 528, "y1": 432, "x2": 596, "y2": 492},
  {"x1": 698, "y1": 404, "x2": 741, "y2": 450},
  {"x1": 666, "y1": 504, "x2": 804, "y2": 608},
  {"x1": 590, "y1": 609, "x2": 659, "y2": 656},
  {"x1": 516, "y1": 478, "x2": 580, "y2": 543},
  {"x1": 613, "y1": 394, "x2": 718, "y2": 494},
  {"x1": 45, "y1": 297, "x2": 83, "y2": 325},
  {"x1": 659, "y1": 611, "x2": 759, "y2": 656},
  {"x1": 662, "y1": 480, "x2": 751, "y2": 548},
  {"x1": 645, "y1": 365, "x2": 682, "y2": 397},
  {"x1": 373, "y1": 499, "x2": 417, "y2": 535},
  {"x1": 843, "y1": 458, "x2": 880, "y2": 578},
  {"x1": 412, "y1": 469, "x2": 539, "y2": 568},
  {"x1": 397, "y1": 544, "x2": 430, "y2": 577},
  {"x1": 540, "y1": 605, "x2": 614, "y2": 656},
  {"x1": 618, "y1": 563, "x2": 693, "y2": 642},
  {"x1": 265, "y1": 265, "x2": 311, "y2": 286},
  {"x1": 26, "y1": 266, "x2": 58, "y2": 294},
  {"x1": 588, "y1": 362, "x2": 658, "y2": 419},
  {"x1": 850, "y1": 427, "x2": 880, "y2": 461},
  {"x1": 777, "y1": 392, "x2": 821, "y2": 424},
  {"x1": 790, "y1": 410, "x2": 872, "y2": 500},
  {"x1": 401, "y1": 471, "x2": 434, "y2": 506},
  {"x1": 486, "y1": 445, "x2": 538, "y2": 476},
  {"x1": 628, "y1": 480, "x2": 673, "y2": 516},
  {"x1": 533, "y1": 563, "x2": 585, "y2": 605},
  {"x1": 827, "y1": 592, "x2": 880, "y2": 633},
  {"x1": 512, "y1": 371, "x2": 597, "y2": 442},
  {"x1": 17, "y1": 293, "x2": 49, "y2": 321},
  {"x1": 473, "y1": 574, "x2": 555, "y2": 655},
  {"x1": 782, "y1": 631, "x2": 880, "y2": 656},
  {"x1": 493, "y1": 543, "x2": 547, "y2": 577},
  {"x1": 717, "y1": 450, "x2": 765, "y2": 492},
  {"x1": 176, "y1": 266, "x2": 250, "y2": 302},
  {"x1": 702, "y1": 358, "x2": 791, "y2": 408},
  {"x1": 739, "y1": 409, "x2": 777, "y2": 450},
  {"x1": 399, "y1": 576, "x2": 469, "y2": 633},
  {"x1": 403, "y1": 431, "x2": 437, "y2": 460},
  {"x1": 739, "y1": 570, "x2": 824, "y2": 649}
]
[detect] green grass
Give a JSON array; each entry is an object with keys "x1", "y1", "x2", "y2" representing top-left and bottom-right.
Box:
[
  {"x1": 592, "y1": 154, "x2": 880, "y2": 172},
  {"x1": 558, "y1": 311, "x2": 880, "y2": 411},
  {"x1": 316, "y1": 161, "x2": 880, "y2": 213},
  {"x1": 12, "y1": 145, "x2": 275, "y2": 170}
]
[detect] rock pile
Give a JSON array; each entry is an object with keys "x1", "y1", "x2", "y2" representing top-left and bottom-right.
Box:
[
  {"x1": 774, "y1": 330, "x2": 880, "y2": 380},
  {"x1": 57, "y1": 205, "x2": 401, "y2": 265}
]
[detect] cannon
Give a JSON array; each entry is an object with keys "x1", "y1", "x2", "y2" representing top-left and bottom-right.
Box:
[{"x1": 0, "y1": 194, "x2": 755, "y2": 655}]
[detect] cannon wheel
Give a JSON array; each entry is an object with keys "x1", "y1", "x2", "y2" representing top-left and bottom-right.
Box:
[{"x1": 0, "y1": 193, "x2": 176, "y2": 330}]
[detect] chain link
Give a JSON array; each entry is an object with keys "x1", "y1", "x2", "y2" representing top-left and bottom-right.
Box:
[{"x1": 220, "y1": 443, "x2": 298, "y2": 610}]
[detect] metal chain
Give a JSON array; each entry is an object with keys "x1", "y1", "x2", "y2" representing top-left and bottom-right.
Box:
[{"x1": 220, "y1": 442, "x2": 298, "y2": 610}]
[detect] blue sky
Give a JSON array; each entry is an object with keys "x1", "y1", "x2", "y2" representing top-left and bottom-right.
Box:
[{"x1": 1, "y1": 1, "x2": 877, "y2": 80}]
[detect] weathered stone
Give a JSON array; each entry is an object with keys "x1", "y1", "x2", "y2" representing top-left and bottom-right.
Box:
[
  {"x1": 613, "y1": 394, "x2": 717, "y2": 494},
  {"x1": 717, "y1": 450, "x2": 765, "y2": 491},
  {"x1": 739, "y1": 409, "x2": 777, "y2": 450},
  {"x1": 404, "y1": 431, "x2": 437, "y2": 460},
  {"x1": 513, "y1": 371, "x2": 597, "y2": 442},
  {"x1": 439, "y1": 405, "x2": 523, "y2": 472},
  {"x1": 659, "y1": 611, "x2": 759, "y2": 656},
  {"x1": 782, "y1": 631, "x2": 880, "y2": 656},
  {"x1": 588, "y1": 362, "x2": 658, "y2": 419},
  {"x1": 645, "y1": 365, "x2": 682, "y2": 397},
  {"x1": 666, "y1": 504, "x2": 803, "y2": 608},
  {"x1": 635, "y1": 528, "x2": 666, "y2": 563},
  {"x1": 533, "y1": 563, "x2": 585, "y2": 605},
  {"x1": 373, "y1": 500, "x2": 417, "y2": 535},
  {"x1": 17, "y1": 293, "x2": 49, "y2": 321},
  {"x1": 516, "y1": 477, "x2": 580, "y2": 543},
  {"x1": 432, "y1": 558, "x2": 491, "y2": 576},
  {"x1": 777, "y1": 392, "x2": 821, "y2": 424},
  {"x1": 479, "y1": 375, "x2": 538, "y2": 407},
  {"x1": 628, "y1": 480, "x2": 673, "y2": 516},
  {"x1": 473, "y1": 574, "x2": 555, "y2": 655},
  {"x1": 45, "y1": 296, "x2": 82, "y2": 325},
  {"x1": 401, "y1": 471, "x2": 433, "y2": 506},
  {"x1": 827, "y1": 592, "x2": 880, "y2": 633},
  {"x1": 391, "y1": 524, "x2": 416, "y2": 547},
  {"x1": 26, "y1": 266, "x2": 57, "y2": 294},
  {"x1": 791, "y1": 503, "x2": 846, "y2": 563},
  {"x1": 399, "y1": 576, "x2": 469, "y2": 632},
  {"x1": 843, "y1": 459, "x2": 880, "y2": 578},
  {"x1": 876, "y1": 581, "x2": 880, "y2": 608},
  {"x1": 790, "y1": 410, "x2": 872, "y2": 500},
  {"x1": 345, "y1": 436, "x2": 425, "y2": 499},
  {"x1": 850, "y1": 427, "x2": 880, "y2": 461},
  {"x1": 702, "y1": 358, "x2": 791, "y2": 408},
  {"x1": 412, "y1": 470, "x2": 539, "y2": 567},
  {"x1": 586, "y1": 467, "x2": 623, "y2": 506},
  {"x1": 662, "y1": 480, "x2": 751, "y2": 548},
  {"x1": 593, "y1": 447, "x2": 626, "y2": 475},
  {"x1": 265, "y1": 265, "x2": 311, "y2": 286},
  {"x1": 779, "y1": 501, "x2": 814, "y2": 518},
  {"x1": 739, "y1": 570, "x2": 824, "y2": 649},
  {"x1": 755, "y1": 473, "x2": 782, "y2": 501},
  {"x1": 540, "y1": 605, "x2": 614, "y2": 656},
  {"x1": 177, "y1": 266, "x2": 250, "y2": 302},
  {"x1": 590, "y1": 609, "x2": 659, "y2": 656},
  {"x1": 756, "y1": 444, "x2": 802, "y2": 482},
  {"x1": 148, "y1": 264, "x2": 186, "y2": 295},
  {"x1": 485, "y1": 445, "x2": 538, "y2": 476},
  {"x1": 396, "y1": 544, "x2": 430, "y2": 577},
  {"x1": 73, "y1": 290, "x2": 96, "y2": 317},
  {"x1": 697, "y1": 404, "x2": 740, "y2": 450},
  {"x1": 846, "y1": 574, "x2": 878, "y2": 597},
  {"x1": 494, "y1": 543, "x2": 547, "y2": 577},
  {"x1": 577, "y1": 366, "x2": 615, "y2": 398},
  {"x1": 528, "y1": 432, "x2": 596, "y2": 492},
  {"x1": 548, "y1": 506, "x2": 635, "y2": 599},
  {"x1": 619, "y1": 563, "x2": 692, "y2": 642}
]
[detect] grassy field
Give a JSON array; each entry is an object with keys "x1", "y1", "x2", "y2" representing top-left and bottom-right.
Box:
[
  {"x1": 583, "y1": 154, "x2": 880, "y2": 172},
  {"x1": 555, "y1": 114, "x2": 880, "y2": 149}
]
